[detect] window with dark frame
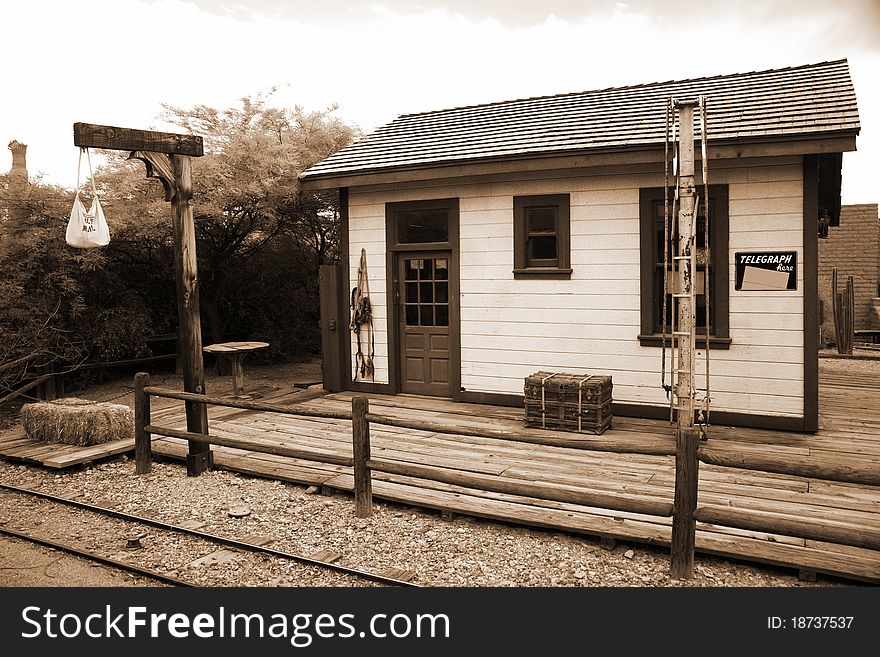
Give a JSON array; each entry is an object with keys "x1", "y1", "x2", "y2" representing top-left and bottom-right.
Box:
[
  {"x1": 396, "y1": 209, "x2": 449, "y2": 244},
  {"x1": 513, "y1": 194, "x2": 571, "y2": 278},
  {"x1": 639, "y1": 185, "x2": 730, "y2": 349}
]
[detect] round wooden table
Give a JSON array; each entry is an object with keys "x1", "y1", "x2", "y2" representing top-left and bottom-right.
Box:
[{"x1": 203, "y1": 341, "x2": 269, "y2": 397}]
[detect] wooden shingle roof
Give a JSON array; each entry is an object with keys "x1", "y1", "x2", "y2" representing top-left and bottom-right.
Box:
[{"x1": 301, "y1": 59, "x2": 859, "y2": 181}]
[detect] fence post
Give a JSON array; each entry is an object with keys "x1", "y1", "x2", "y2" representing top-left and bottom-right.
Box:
[
  {"x1": 670, "y1": 427, "x2": 700, "y2": 579},
  {"x1": 34, "y1": 363, "x2": 47, "y2": 400},
  {"x1": 42, "y1": 361, "x2": 57, "y2": 401},
  {"x1": 134, "y1": 372, "x2": 152, "y2": 475},
  {"x1": 52, "y1": 360, "x2": 65, "y2": 397},
  {"x1": 352, "y1": 395, "x2": 372, "y2": 518}
]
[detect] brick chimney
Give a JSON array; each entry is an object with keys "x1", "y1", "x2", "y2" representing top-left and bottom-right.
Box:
[
  {"x1": 4, "y1": 140, "x2": 30, "y2": 242},
  {"x1": 8, "y1": 140, "x2": 28, "y2": 183}
]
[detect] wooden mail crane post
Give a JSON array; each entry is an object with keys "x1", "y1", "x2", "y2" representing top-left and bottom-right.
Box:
[{"x1": 73, "y1": 123, "x2": 212, "y2": 475}]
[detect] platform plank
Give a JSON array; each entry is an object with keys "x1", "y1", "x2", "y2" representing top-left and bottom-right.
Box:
[{"x1": 2, "y1": 361, "x2": 879, "y2": 582}]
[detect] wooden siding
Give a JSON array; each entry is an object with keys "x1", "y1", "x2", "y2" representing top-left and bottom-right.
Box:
[
  {"x1": 348, "y1": 209, "x2": 390, "y2": 384},
  {"x1": 346, "y1": 156, "x2": 804, "y2": 418}
]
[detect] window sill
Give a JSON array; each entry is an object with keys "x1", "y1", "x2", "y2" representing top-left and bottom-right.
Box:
[
  {"x1": 637, "y1": 334, "x2": 732, "y2": 350},
  {"x1": 513, "y1": 267, "x2": 572, "y2": 280}
]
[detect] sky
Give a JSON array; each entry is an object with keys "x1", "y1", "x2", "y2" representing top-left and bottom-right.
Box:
[{"x1": 1, "y1": 0, "x2": 878, "y2": 203}]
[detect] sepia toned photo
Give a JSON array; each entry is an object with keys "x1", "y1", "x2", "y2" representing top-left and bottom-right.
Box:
[{"x1": 0, "y1": 0, "x2": 877, "y2": 651}]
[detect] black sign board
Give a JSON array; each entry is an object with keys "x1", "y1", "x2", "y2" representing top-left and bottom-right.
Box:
[{"x1": 735, "y1": 251, "x2": 797, "y2": 291}]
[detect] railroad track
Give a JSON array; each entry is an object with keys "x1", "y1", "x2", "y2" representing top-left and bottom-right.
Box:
[{"x1": 0, "y1": 483, "x2": 420, "y2": 588}]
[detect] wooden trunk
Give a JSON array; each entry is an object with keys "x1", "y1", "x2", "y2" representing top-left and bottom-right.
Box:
[{"x1": 524, "y1": 372, "x2": 612, "y2": 435}]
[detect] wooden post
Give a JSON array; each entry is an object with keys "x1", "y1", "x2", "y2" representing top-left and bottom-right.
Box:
[
  {"x1": 42, "y1": 362, "x2": 57, "y2": 401},
  {"x1": 675, "y1": 101, "x2": 697, "y2": 430},
  {"x1": 831, "y1": 268, "x2": 840, "y2": 351},
  {"x1": 171, "y1": 154, "x2": 211, "y2": 476},
  {"x1": 846, "y1": 276, "x2": 855, "y2": 354},
  {"x1": 52, "y1": 361, "x2": 65, "y2": 397},
  {"x1": 72, "y1": 123, "x2": 210, "y2": 475},
  {"x1": 352, "y1": 395, "x2": 373, "y2": 518},
  {"x1": 230, "y1": 355, "x2": 245, "y2": 397},
  {"x1": 34, "y1": 363, "x2": 46, "y2": 401},
  {"x1": 134, "y1": 372, "x2": 152, "y2": 474},
  {"x1": 670, "y1": 427, "x2": 700, "y2": 579}
]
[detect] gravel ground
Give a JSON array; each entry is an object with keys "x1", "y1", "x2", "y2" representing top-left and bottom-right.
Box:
[
  {"x1": 0, "y1": 458, "x2": 855, "y2": 588},
  {"x1": 0, "y1": 357, "x2": 873, "y2": 588}
]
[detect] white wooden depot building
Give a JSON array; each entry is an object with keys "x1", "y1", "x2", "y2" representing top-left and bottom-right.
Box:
[{"x1": 301, "y1": 59, "x2": 860, "y2": 432}]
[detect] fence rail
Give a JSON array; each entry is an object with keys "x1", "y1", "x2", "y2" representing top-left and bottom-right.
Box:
[
  {"x1": 141, "y1": 385, "x2": 350, "y2": 421},
  {"x1": 351, "y1": 396, "x2": 677, "y2": 522},
  {"x1": 0, "y1": 340, "x2": 178, "y2": 412},
  {"x1": 134, "y1": 373, "x2": 352, "y2": 475},
  {"x1": 0, "y1": 353, "x2": 41, "y2": 376},
  {"x1": 132, "y1": 377, "x2": 878, "y2": 580},
  {"x1": 697, "y1": 445, "x2": 879, "y2": 487},
  {"x1": 361, "y1": 412, "x2": 676, "y2": 456},
  {"x1": 0, "y1": 374, "x2": 52, "y2": 407},
  {"x1": 0, "y1": 354, "x2": 56, "y2": 409}
]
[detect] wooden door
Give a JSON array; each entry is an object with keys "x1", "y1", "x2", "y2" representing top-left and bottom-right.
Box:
[{"x1": 397, "y1": 253, "x2": 452, "y2": 396}]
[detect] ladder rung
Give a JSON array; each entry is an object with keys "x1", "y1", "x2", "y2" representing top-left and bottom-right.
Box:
[
  {"x1": 672, "y1": 331, "x2": 691, "y2": 336},
  {"x1": 672, "y1": 255, "x2": 693, "y2": 260},
  {"x1": 671, "y1": 293, "x2": 693, "y2": 298}
]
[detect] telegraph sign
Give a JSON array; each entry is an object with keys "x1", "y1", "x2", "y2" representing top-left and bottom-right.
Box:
[{"x1": 735, "y1": 251, "x2": 797, "y2": 291}]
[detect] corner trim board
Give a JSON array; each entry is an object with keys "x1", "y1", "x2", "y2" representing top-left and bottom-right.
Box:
[{"x1": 802, "y1": 155, "x2": 819, "y2": 433}]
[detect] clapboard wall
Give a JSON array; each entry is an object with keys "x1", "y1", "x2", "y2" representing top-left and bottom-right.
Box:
[{"x1": 347, "y1": 155, "x2": 805, "y2": 419}]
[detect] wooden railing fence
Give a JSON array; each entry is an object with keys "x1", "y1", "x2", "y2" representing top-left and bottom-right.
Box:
[
  {"x1": 0, "y1": 354, "x2": 57, "y2": 409},
  {"x1": 132, "y1": 376, "x2": 880, "y2": 580},
  {"x1": 0, "y1": 333, "x2": 178, "y2": 412}
]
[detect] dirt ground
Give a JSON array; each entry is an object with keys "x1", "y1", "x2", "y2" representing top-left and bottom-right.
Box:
[{"x1": 0, "y1": 536, "x2": 162, "y2": 587}]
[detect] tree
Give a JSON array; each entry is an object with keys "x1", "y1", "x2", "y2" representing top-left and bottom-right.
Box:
[
  {"x1": 0, "y1": 92, "x2": 358, "y2": 396},
  {"x1": 0, "y1": 173, "x2": 153, "y2": 394},
  {"x1": 101, "y1": 93, "x2": 360, "y2": 356}
]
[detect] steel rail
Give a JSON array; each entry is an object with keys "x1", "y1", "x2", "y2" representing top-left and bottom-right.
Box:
[
  {"x1": 0, "y1": 482, "x2": 420, "y2": 587},
  {"x1": 0, "y1": 525, "x2": 191, "y2": 587}
]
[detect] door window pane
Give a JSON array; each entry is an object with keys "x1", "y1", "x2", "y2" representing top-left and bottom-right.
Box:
[
  {"x1": 435, "y1": 305, "x2": 449, "y2": 326},
  {"x1": 419, "y1": 282, "x2": 433, "y2": 303},
  {"x1": 420, "y1": 305, "x2": 434, "y2": 326},
  {"x1": 405, "y1": 305, "x2": 418, "y2": 326},
  {"x1": 435, "y1": 281, "x2": 448, "y2": 303}
]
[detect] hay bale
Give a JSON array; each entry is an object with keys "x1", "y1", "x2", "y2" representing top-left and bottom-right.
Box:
[{"x1": 20, "y1": 398, "x2": 134, "y2": 446}]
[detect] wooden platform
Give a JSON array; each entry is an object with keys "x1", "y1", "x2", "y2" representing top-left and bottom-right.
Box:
[
  {"x1": 1, "y1": 365, "x2": 878, "y2": 583},
  {"x1": 0, "y1": 384, "x2": 325, "y2": 469}
]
